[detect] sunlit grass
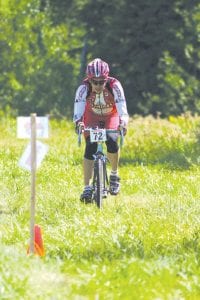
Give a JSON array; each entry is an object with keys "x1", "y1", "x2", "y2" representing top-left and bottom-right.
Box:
[{"x1": 0, "y1": 114, "x2": 200, "y2": 299}]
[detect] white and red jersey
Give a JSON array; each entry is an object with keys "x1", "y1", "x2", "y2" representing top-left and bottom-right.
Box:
[{"x1": 73, "y1": 77, "x2": 129, "y2": 129}]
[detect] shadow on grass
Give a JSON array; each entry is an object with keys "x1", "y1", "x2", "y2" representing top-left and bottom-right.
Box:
[
  {"x1": 0, "y1": 210, "x2": 12, "y2": 215},
  {"x1": 120, "y1": 147, "x2": 200, "y2": 170},
  {"x1": 182, "y1": 231, "x2": 200, "y2": 254},
  {"x1": 48, "y1": 239, "x2": 146, "y2": 262},
  {"x1": 73, "y1": 138, "x2": 200, "y2": 171},
  {"x1": 48, "y1": 233, "x2": 200, "y2": 262}
]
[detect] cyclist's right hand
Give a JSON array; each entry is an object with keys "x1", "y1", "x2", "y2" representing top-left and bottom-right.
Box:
[{"x1": 75, "y1": 121, "x2": 85, "y2": 134}]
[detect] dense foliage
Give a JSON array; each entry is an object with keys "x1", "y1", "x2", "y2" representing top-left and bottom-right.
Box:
[
  {"x1": 0, "y1": 0, "x2": 84, "y2": 117},
  {"x1": 1, "y1": 0, "x2": 200, "y2": 116}
]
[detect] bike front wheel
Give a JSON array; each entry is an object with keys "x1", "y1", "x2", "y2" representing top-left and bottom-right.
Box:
[{"x1": 94, "y1": 157, "x2": 104, "y2": 208}]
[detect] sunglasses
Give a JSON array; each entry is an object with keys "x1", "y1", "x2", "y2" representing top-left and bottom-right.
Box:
[{"x1": 91, "y1": 79, "x2": 106, "y2": 86}]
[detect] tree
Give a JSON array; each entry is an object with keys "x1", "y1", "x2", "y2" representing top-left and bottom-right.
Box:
[
  {"x1": 0, "y1": 0, "x2": 85, "y2": 116},
  {"x1": 1, "y1": 0, "x2": 200, "y2": 117},
  {"x1": 52, "y1": 0, "x2": 200, "y2": 116}
]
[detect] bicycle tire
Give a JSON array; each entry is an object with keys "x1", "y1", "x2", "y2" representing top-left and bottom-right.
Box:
[{"x1": 94, "y1": 157, "x2": 104, "y2": 208}]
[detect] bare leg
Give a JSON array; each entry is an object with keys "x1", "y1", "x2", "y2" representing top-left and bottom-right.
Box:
[
  {"x1": 107, "y1": 150, "x2": 121, "y2": 195},
  {"x1": 83, "y1": 158, "x2": 94, "y2": 186},
  {"x1": 107, "y1": 150, "x2": 120, "y2": 172}
]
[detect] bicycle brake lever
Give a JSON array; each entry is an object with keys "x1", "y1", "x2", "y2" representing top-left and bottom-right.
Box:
[
  {"x1": 120, "y1": 129, "x2": 124, "y2": 147},
  {"x1": 78, "y1": 127, "x2": 82, "y2": 146}
]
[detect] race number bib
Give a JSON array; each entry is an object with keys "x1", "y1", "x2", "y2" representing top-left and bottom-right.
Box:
[{"x1": 90, "y1": 129, "x2": 107, "y2": 142}]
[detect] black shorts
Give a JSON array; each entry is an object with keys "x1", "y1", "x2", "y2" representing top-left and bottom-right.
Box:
[{"x1": 84, "y1": 136, "x2": 119, "y2": 160}]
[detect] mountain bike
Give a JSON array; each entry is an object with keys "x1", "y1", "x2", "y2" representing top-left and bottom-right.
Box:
[{"x1": 78, "y1": 127, "x2": 123, "y2": 209}]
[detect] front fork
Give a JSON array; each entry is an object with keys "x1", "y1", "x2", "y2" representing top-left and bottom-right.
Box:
[{"x1": 92, "y1": 153, "x2": 108, "y2": 197}]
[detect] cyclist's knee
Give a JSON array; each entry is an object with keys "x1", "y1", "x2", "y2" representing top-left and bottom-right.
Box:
[
  {"x1": 84, "y1": 137, "x2": 98, "y2": 160},
  {"x1": 106, "y1": 138, "x2": 119, "y2": 153}
]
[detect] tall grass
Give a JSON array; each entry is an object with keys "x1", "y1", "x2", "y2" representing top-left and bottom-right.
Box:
[{"x1": 0, "y1": 114, "x2": 200, "y2": 299}]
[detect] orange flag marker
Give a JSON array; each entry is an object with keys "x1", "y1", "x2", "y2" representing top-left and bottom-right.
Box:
[{"x1": 27, "y1": 224, "x2": 45, "y2": 256}]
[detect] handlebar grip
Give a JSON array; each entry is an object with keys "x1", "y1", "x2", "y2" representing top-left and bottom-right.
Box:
[
  {"x1": 78, "y1": 128, "x2": 82, "y2": 146},
  {"x1": 120, "y1": 129, "x2": 124, "y2": 147}
]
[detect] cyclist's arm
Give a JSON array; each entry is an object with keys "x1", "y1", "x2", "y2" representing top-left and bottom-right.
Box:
[
  {"x1": 73, "y1": 84, "x2": 87, "y2": 123},
  {"x1": 112, "y1": 81, "x2": 129, "y2": 126}
]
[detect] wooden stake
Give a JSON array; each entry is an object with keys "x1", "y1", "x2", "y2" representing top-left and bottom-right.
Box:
[{"x1": 30, "y1": 113, "x2": 37, "y2": 254}]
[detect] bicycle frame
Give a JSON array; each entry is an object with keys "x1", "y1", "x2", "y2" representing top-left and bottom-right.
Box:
[
  {"x1": 78, "y1": 128, "x2": 123, "y2": 208},
  {"x1": 92, "y1": 143, "x2": 108, "y2": 208}
]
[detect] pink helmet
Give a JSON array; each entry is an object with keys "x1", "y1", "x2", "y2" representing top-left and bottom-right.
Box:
[{"x1": 86, "y1": 58, "x2": 109, "y2": 79}]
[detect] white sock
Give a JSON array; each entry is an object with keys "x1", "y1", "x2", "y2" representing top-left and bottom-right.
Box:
[{"x1": 111, "y1": 170, "x2": 118, "y2": 176}]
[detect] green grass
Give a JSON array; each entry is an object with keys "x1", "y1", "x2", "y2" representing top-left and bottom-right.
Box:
[{"x1": 0, "y1": 114, "x2": 200, "y2": 299}]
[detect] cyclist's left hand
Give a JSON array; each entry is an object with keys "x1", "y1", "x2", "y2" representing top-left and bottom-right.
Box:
[{"x1": 118, "y1": 121, "x2": 127, "y2": 136}]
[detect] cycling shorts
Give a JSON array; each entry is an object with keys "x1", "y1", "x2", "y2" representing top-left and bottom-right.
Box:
[{"x1": 84, "y1": 136, "x2": 119, "y2": 160}]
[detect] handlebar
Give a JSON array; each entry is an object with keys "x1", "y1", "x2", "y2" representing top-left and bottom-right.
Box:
[{"x1": 78, "y1": 127, "x2": 124, "y2": 147}]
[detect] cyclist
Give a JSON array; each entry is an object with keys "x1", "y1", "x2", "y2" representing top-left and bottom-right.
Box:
[{"x1": 73, "y1": 58, "x2": 129, "y2": 202}]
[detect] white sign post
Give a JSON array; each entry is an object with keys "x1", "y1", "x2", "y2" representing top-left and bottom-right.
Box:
[
  {"x1": 30, "y1": 114, "x2": 37, "y2": 254},
  {"x1": 17, "y1": 113, "x2": 49, "y2": 255}
]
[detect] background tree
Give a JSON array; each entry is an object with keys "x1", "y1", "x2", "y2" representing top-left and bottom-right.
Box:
[
  {"x1": 1, "y1": 0, "x2": 200, "y2": 117},
  {"x1": 74, "y1": 0, "x2": 200, "y2": 116},
  {"x1": 0, "y1": 0, "x2": 85, "y2": 116}
]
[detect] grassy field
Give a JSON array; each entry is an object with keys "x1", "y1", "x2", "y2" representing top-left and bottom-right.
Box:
[{"x1": 0, "y1": 114, "x2": 200, "y2": 299}]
